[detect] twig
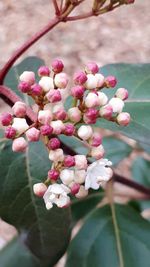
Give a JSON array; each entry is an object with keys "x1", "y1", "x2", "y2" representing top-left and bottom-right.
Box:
[{"x1": 52, "y1": 0, "x2": 60, "y2": 15}]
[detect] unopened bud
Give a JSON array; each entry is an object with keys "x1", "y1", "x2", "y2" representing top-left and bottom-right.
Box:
[
  {"x1": 26, "y1": 127, "x2": 40, "y2": 142},
  {"x1": 99, "y1": 104, "x2": 113, "y2": 119},
  {"x1": 75, "y1": 155, "x2": 87, "y2": 170},
  {"x1": 52, "y1": 59, "x2": 64, "y2": 73},
  {"x1": 18, "y1": 81, "x2": 31, "y2": 93},
  {"x1": 38, "y1": 110, "x2": 52, "y2": 124},
  {"x1": 49, "y1": 148, "x2": 64, "y2": 162},
  {"x1": 71, "y1": 183, "x2": 80, "y2": 195},
  {"x1": 33, "y1": 183, "x2": 47, "y2": 197},
  {"x1": 38, "y1": 66, "x2": 50, "y2": 77},
  {"x1": 78, "y1": 125, "x2": 93, "y2": 141},
  {"x1": 115, "y1": 88, "x2": 129, "y2": 100},
  {"x1": 68, "y1": 107, "x2": 82, "y2": 123},
  {"x1": 12, "y1": 118, "x2": 29, "y2": 134},
  {"x1": 20, "y1": 71, "x2": 35, "y2": 85},
  {"x1": 0, "y1": 113, "x2": 13, "y2": 126},
  {"x1": 46, "y1": 89, "x2": 61, "y2": 103},
  {"x1": 73, "y1": 71, "x2": 87, "y2": 85},
  {"x1": 50, "y1": 120, "x2": 65, "y2": 134},
  {"x1": 85, "y1": 62, "x2": 99, "y2": 74},
  {"x1": 95, "y1": 73, "x2": 105, "y2": 87},
  {"x1": 31, "y1": 84, "x2": 42, "y2": 96},
  {"x1": 5, "y1": 127, "x2": 16, "y2": 139},
  {"x1": 89, "y1": 132, "x2": 102, "y2": 147},
  {"x1": 47, "y1": 138, "x2": 61, "y2": 150},
  {"x1": 54, "y1": 73, "x2": 69, "y2": 88},
  {"x1": 84, "y1": 74, "x2": 97, "y2": 90},
  {"x1": 48, "y1": 169, "x2": 59, "y2": 181},
  {"x1": 60, "y1": 169, "x2": 74, "y2": 185},
  {"x1": 40, "y1": 125, "x2": 53, "y2": 136},
  {"x1": 117, "y1": 112, "x2": 131, "y2": 126},
  {"x1": 85, "y1": 92, "x2": 99, "y2": 108},
  {"x1": 64, "y1": 155, "x2": 75, "y2": 167},
  {"x1": 109, "y1": 97, "x2": 124, "y2": 113},
  {"x1": 105, "y1": 76, "x2": 117, "y2": 88},
  {"x1": 83, "y1": 108, "x2": 98, "y2": 124},
  {"x1": 97, "y1": 92, "x2": 108, "y2": 106},
  {"x1": 75, "y1": 185, "x2": 88, "y2": 199},
  {"x1": 64, "y1": 124, "x2": 75, "y2": 136},
  {"x1": 12, "y1": 101, "x2": 27, "y2": 117},
  {"x1": 71, "y1": 85, "x2": 85, "y2": 99},
  {"x1": 39, "y1": 76, "x2": 54, "y2": 92},
  {"x1": 90, "y1": 144, "x2": 105, "y2": 159},
  {"x1": 12, "y1": 137, "x2": 28, "y2": 152}
]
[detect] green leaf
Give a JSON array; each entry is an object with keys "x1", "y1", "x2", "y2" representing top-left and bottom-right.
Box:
[
  {"x1": 96, "y1": 63, "x2": 150, "y2": 144},
  {"x1": 59, "y1": 135, "x2": 88, "y2": 155},
  {"x1": 103, "y1": 136, "x2": 132, "y2": 165},
  {"x1": 0, "y1": 139, "x2": 71, "y2": 266},
  {"x1": 132, "y1": 156, "x2": 150, "y2": 210},
  {"x1": 66, "y1": 204, "x2": 150, "y2": 267},
  {"x1": 0, "y1": 238, "x2": 42, "y2": 267}
]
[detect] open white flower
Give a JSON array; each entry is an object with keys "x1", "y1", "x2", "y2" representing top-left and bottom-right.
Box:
[
  {"x1": 85, "y1": 159, "x2": 113, "y2": 190},
  {"x1": 43, "y1": 183, "x2": 70, "y2": 209}
]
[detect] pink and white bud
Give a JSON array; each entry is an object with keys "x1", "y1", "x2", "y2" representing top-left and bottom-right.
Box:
[
  {"x1": 77, "y1": 125, "x2": 93, "y2": 141},
  {"x1": 38, "y1": 110, "x2": 52, "y2": 124},
  {"x1": 83, "y1": 108, "x2": 98, "y2": 124},
  {"x1": 40, "y1": 125, "x2": 53, "y2": 136},
  {"x1": 50, "y1": 120, "x2": 65, "y2": 135},
  {"x1": 12, "y1": 137, "x2": 28, "y2": 152},
  {"x1": 115, "y1": 88, "x2": 129, "y2": 100},
  {"x1": 54, "y1": 73, "x2": 69, "y2": 88},
  {"x1": 49, "y1": 148, "x2": 64, "y2": 162},
  {"x1": 64, "y1": 155, "x2": 75, "y2": 167},
  {"x1": 109, "y1": 97, "x2": 124, "y2": 113},
  {"x1": 97, "y1": 92, "x2": 108, "y2": 106},
  {"x1": 68, "y1": 107, "x2": 82, "y2": 123},
  {"x1": 84, "y1": 74, "x2": 97, "y2": 90},
  {"x1": 84, "y1": 92, "x2": 99, "y2": 108},
  {"x1": 20, "y1": 71, "x2": 35, "y2": 85},
  {"x1": 85, "y1": 62, "x2": 99, "y2": 74},
  {"x1": 75, "y1": 185, "x2": 88, "y2": 199},
  {"x1": 117, "y1": 112, "x2": 131, "y2": 126},
  {"x1": 0, "y1": 113, "x2": 13, "y2": 126},
  {"x1": 33, "y1": 183, "x2": 47, "y2": 197},
  {"x1": 89, "y1": 132, "x2": 102, "y2": 147},
  {"x1": 5, "y1": 127, "x2": 16, "y2": 139},
  {"x1": 71, "y1": 183, "x2": 80, "y2": 195},
  {"x1": 39, "y1": 77, "x2": 54, "y2": 92},
  {"x1": 90, "y1": 145, "x2": 105, "y2": 159},
  {"x1": 48, "y1": 138, "x2": 61, "y2": 150},
  {"x1": 75, "y1": 155, "x2": 88, "y2": 170},
  {"x1": 52, "y1": 59, "x2": 64, "y2": 73},
  {"x1": 73, "y1": 71, "x2": 87, "y2": 85},
  {"x1": 99, "y1": 104, "x2": 113, "y2": 119},
  {"x1": 18, "y1": 81, "x2": 31, "y2": 93},
  {"x1": 46, "y1": 89, "x2": 62, "y2": 103},
  {"x1": 53, "y1": 109, "x2": 67, "y2": 120},
  {"x1": 64, "y1": 124, "x2": 75, "y2": 136},
  {"x1": 12, "y1": 118, "x2": 29, "y2": 134},
  {"x1": 71, "y1": 85, "x2": 85, "y2": 99},
  {"x1": 95, "y1": 73, "x2": 105, "y2": 87},
  {"x1": 48, "y1": 169, "x2": 59, "y2": 181},
  {"x1": 74, "y1": 170, "x2": 86, "y2": 184},
  {"x1": 105, "y1": 76, "x2": 117, "y2": 88},
  {"x1": 60, "y1": 169, "x2": 74, "y2": 185},
  {"x1": 26, "y1": 127, "x2": 40, "y2": 142},
  {"x1": 12, "y1": 101, "x2": 27, "y2": 118},
  {"x1": 31, "y1": 84, "x2": 42, "y2": 96},
  {"x1": 38, "y1": 66, "x2": 50, "y2": 77}
]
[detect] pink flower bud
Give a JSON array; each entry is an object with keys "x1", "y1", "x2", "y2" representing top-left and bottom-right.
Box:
[
  {"x1": 38, "y1": 66, "x2": 50, "y2": 76},
  {"x1": 89, "y1": 132, "x2": 102, "y2": 147},
  {"x1": 95, "y1": 73, "x2": 105, "y2": 87},
  {"x1": 53, "y1": 109, "x2": 67, "y2": 120},
  {"x1": 73, "y1": 71, "x2": 87, "y2": 85},
  {"x1": 78, "y1": 125, "x2": 93, "y2": 141},
  {"x1": 90, "y1": 145, "x2": 105, "y2": 159},
  {"x1": 52, "y1": 59, "x2": 64, "y2": 73},
  {"x1": 99, "y1": 104, "x2": 113, "y2": 119},
  {"x1": 38, "y1": 110, "x2": 52, "y2": 124},
  {"x1": 54, "y1": 73, "x2": 69, "y2": 88},
  {"x1": 105, "y1": 76, "x2": 117, "y2": 88},
  {"x1": 64, "y1": 124, "x2": 75, "y2": 136},
  {"x1": 85, "y1": 62, "x2": 99, "y2": 74},
  {"x1": 85, "y1": 92, "x2": 99, "y2": 108},
  {"x1": 33, "y1": 183, "x2": 47, "y2": 197},
  {"x1": 26, "y1": 127, "x2": 40, "y2": 142},
  {"x1": 68, "y1": 107, "x2": 82, "y2": 123},
  {"x1": 83, "y1": 108, "x2": 98, "y2": 124},
  {"x1": 71, "y1": 183, "x2": 80, "y2": 195},
  {"x1": 97, "y1": 92, "x2": 108, "y2": 106},
  {"x1": 48, "y1": 138, "x2": 61, "y2": 150},
  {"x1": 117, "y1": 112, "x2": 131, "y2": 126},
  {"x1": 0, "y1": 113, "x2": 13, "y2": 126},
  {"x1": 75, "y1": 185, "x2": 88, "y2": 199},
  {"x1": 50, "y1": 120, "x2": 65, "y2": 135},
  {"x1": 115, "y1": 88, "x2": 129, "y2": 100},
  {"x1": 75, "y1": 155, "x2": 87, "y2": 170},
  {"x1": 46, "y1": 89, "x2": 62, "y2": 103},
  {"x1": 12, "y1": 101, "x2": 27, "y2": 118},
  {"x1": 71, "y1": 85, "x2": 85, "y2": 99},
  {"x1": 84, "y1": 74, "x2": 97, "y2": 90},
  {"x1": 18, "y1": 81, "x2": 31, "y2": 93},
  {"x1": 109, "y1": 97, "x2": 124, "y2": 113},
  {"x1": 5, "y1": 127, "x2": 16, "y2": 139},
  {"x1": 48, "y1": 169, "x2": 60, "y2": 181},
  {"x1": 40, "y1": 125, "x2": 53, "y2": 136},
  {"x1": 39, "y1": 77, "x2": 54, "y2": 92},
  {"x1": 64, "y1": 155, "x2": 75, "y2": 167},
  {"x1": 20, "y1": 71, "x2": 35, "y2": 85},
  {"x1": 31, "y1": 84, "x2": 42, "y2": 96},
  {"x1": 12, "y1": 137, "x2": 28, "y2": 152},
  {"x1": 49, "y1": 148, "x2": 64, "y2": 162}
]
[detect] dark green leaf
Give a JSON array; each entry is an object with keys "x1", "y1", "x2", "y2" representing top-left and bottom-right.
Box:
[{"x1": 66, "y1": 204, "x2": 150, "y2": 267}]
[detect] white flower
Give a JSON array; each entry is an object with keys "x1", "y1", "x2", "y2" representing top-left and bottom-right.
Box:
[
  {"x1": 43, "y1": 183, "x2": 70, "y2": 209},
  {"x1": 12, "y1": 118, "x2": 29, "y2": 134},
  {"x1": 85, "y1": 159, "x2": 113, "y2": 190}
]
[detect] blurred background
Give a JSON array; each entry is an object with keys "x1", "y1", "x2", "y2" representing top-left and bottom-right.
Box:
[{"x1": 0, "y1": 0, "x2": 150, "y2": 262}]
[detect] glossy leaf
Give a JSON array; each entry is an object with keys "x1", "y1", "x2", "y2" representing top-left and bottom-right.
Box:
[
  {"x1": 0, "y1": 139, "x2": 71, "y2": 266},
  {"x1": 66, "y1": 204, "x2": 150, "y2": 267}
]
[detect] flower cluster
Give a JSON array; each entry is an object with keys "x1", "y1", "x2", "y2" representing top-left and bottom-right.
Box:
[{"x1": 0, "y1": 59, "x2": 130, "y2": 209}]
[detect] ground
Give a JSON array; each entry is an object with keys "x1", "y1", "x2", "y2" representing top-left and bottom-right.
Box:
[{"x1": 0, "y1": 0, "x2": 150, "y2": 265}]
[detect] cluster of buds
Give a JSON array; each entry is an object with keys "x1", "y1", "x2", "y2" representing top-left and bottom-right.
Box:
[{"x1": 0, "y1": 59, "x2": 130, "y2": 209}]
